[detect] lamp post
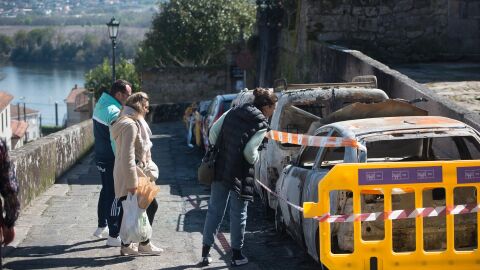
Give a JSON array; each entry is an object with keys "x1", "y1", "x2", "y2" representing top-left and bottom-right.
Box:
[{"x1": 106, "y1": 17, "x2": 120, "y2": 84}]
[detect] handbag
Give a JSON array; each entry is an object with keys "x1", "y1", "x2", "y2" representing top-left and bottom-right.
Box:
[
  {"x1": 198, "y1": 128, "x2": 224, "y2": 185},
  {"x1": 197, "y1": 145, "x2": 219, "y2": 185}
]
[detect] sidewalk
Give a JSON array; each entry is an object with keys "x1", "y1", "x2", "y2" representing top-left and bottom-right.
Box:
[{"x1": 3, "y1": 121, "x2": 317, "y2": 270}]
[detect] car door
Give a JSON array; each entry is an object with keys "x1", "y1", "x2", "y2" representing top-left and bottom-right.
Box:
[
  {"x1": 301, "y1": 129, "x2": 356, "y2": 261},
  {"x1": 276, "y1": 129, "x2": 333, "y2": 249}
]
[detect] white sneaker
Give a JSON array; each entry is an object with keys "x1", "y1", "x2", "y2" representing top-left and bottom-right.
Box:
[
  {"x1": 120, "y1": 243, "x2": 139, "y2": 256},
  {"x1": 138, "y1": 242, "x2": 164, "y2": 255},
  {"x1": 93, "y1": 227, "x2": 108, "y2": 238},
  {"x1": 106, "y1": 236, "x2": 121, "y2": 247}
]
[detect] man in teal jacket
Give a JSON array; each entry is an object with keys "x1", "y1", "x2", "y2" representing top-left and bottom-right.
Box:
[{"x1": 92, "y1": 80, "x2": 132, "y2": 246}]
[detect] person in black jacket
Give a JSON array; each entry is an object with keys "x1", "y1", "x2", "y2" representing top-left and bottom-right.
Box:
[
  {"x1": 201, "y1": 88, "x2": 277, "y2": 266},
  {"x1": 0, "y1": 140, "x2": 20, "y2": 269}
]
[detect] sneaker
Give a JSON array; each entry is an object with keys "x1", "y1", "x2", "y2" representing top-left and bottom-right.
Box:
[
  {"x1": 93, "y1": 227, "x2": 108, "y2": 238},
  {"x1": 138, "y1": 242, "x2": 164, "y2": 255},
  {"x1": 231, "y1": 250, "x2": 249, "y2": 267},
  {"x1": 120, "y1": 243, "x2": 139, "y2": 256},
  {"x1": 106, "y1": 236, "x2": 121, "y2": 247},
  {"x1": 200, "y1": 256, "x2": 213, "y2": 266}
]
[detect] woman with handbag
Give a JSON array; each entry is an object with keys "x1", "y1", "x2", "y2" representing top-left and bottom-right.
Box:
[
  {"x1": 201, "y1": 88, "x2": 278, "y2": 266},
  {"x1": 110, "y1": 92, "x2": 163, "y2": 256}
]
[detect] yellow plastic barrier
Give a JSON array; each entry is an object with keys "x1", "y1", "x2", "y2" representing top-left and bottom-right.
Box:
[{"x1": 303, "y1": 160, "x2": 480, "y2": 270}]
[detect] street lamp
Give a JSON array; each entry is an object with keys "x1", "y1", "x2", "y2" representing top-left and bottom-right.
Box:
[{"x1": 106, "y1": 17, "x2": 120, "y2": 84}]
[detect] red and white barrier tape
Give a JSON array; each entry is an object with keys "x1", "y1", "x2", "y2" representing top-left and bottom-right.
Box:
[
  {"x1": 266, "y1": 130, "x2": 366, "y2": 150},
  {"x1": 314, "y1": 203, "x2": 479, "y2": 223},
  {"x1": 255, "y1": 179, "x2": 304, "y2": 212},
  {"x1": 255, "y1": 179, "x2": 479, "y2": 223}
]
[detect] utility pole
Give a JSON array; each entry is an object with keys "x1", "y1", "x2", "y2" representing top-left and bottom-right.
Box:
[
  {"x1": 23, "y1": 102, "x2": 27, "y2": 143},
  {"x1": 55, "y1": 102, "x2": 58, "y2": 127}
]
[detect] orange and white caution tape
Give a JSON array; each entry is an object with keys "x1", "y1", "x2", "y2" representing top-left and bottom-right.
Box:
[{"x1": 266, "y1": 130, "x2": 366, "y2": 150}]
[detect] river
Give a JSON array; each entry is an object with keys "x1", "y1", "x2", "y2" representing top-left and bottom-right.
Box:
[{"x1": 0, "y1": 62, "x2": 92, "y2": 125}]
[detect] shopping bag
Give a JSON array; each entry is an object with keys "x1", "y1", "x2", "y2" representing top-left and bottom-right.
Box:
[
  {"x1": 137, "y1": 176, "x2": 160, "y2": 209},
  {"x1": 119, "y1": 193, "x2": 152, "y2": 243}
]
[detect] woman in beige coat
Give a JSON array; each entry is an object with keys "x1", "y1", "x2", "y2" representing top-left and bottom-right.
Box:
[{"x1": 110, "y1": 92, "x2": 163, "y2": 256}]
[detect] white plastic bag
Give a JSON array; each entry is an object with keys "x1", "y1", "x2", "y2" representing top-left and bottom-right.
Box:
[{"x1": 119, "y1": 193, "x2": 152, "y2": 244}]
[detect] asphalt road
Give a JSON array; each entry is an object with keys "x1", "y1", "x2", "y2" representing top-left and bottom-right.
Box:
[{"x1": 3, "y1": 121, "x2": 319, "y2": 270}]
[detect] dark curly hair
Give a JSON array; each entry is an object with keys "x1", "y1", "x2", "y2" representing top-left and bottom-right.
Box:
[{"x1": 253, "y1": 88, "x2": 278, "y2": 110}]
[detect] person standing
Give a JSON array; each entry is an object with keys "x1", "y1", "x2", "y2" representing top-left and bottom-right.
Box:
[
  {"x1": 92, "y1": 80, "x2": 132, "y2": 247},
  {"x1": 110, "y1": 92, "x2": 163, "y2": 256},
  {"x1": 0, "y1": 139, "x2": 20, "y2": 269},
  {"x1": 201, "y1": 88, "x2": 278, "y2": 266}
]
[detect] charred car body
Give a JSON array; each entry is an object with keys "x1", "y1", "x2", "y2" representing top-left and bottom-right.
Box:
[
  {"x1": 276, "y1": 110, "x2": 480, "y2": 263},
  {"x1": 252, "y1": 85, "x2": 389, "y2": 211}
]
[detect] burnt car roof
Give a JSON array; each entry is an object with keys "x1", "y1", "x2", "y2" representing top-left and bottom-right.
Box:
[{"x1": 324, "y1": 116, "x2": 469, "y2": 138}]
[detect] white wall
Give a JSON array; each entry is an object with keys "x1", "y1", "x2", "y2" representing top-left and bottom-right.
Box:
[{"x1": 0, "y1": 105, "x2": 12, "y2": 149}]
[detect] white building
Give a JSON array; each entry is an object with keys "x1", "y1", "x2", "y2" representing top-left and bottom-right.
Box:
[
  {"x1": 0, "y1": 91, "x2": 13, "y2": 149},
  {"x1": 11, "y1": 104, "x2": 41, "y2": 142}
]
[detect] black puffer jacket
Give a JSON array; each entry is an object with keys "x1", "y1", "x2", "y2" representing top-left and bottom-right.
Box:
[{"x1": 214, "y1": 103, "x2": 268, "y2": 201}]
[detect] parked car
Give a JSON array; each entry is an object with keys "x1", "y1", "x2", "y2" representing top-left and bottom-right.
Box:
[
  {"x1": 201, "y1": 93, "x2": 237, "y2": 150},
  {"x1": 252, "y1": 86, "x2": 388, "y2": 211},
  {"x1": 275, "y1": 109, "x2": 480, "y2": 263}
]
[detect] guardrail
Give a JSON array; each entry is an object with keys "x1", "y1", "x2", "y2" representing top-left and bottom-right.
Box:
[{"x1": 303, "y1": 161, "x2": 480, "y2": 270}]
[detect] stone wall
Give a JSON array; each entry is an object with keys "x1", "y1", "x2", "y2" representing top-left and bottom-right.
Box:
[
  {"x1": 286, "y1": 0, "x2": 480, "y2": 62},
  {"x1": 142, "y1": 66, "x2": 229, "y2": 104},
  {"x1": 10, "y1": 120, "x2": 94, "y2": 208},
  {"x1": 276, "y1": 41, "x2": 480, "y2": 132}
]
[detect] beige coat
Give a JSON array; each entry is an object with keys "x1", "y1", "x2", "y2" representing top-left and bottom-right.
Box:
[{"x1": 110, "y1": 110, "x2": 152, "y2": 198}]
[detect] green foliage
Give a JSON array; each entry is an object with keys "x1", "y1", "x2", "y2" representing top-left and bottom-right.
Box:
[
  {"x1": 6, "y1": 27, "x2": 140, "y2": 64},
  {"x1": 137, "y1": 0, "x2": 256, "y2": 68},
  {"x1": 85, "y1": 58, "x2": 142, "y2": 100},
  {"x1": 0, "y1": 34, "x2": 13, "y2": 59}
]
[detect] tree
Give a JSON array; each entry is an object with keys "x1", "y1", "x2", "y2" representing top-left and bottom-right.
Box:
[
  {"x1": 85, "y1": 58, "x2": 142, "y2": 100},
  {"x1": 0, "y1": 34, "x2": 13, "y2": 59},
  {"x1": 136, "y1": 0, "x2": 256, "y2": 68}
]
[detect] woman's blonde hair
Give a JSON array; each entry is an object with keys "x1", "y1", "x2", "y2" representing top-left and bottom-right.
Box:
[{"x1": 126, "y1": 92, "x2": 149, "y2": 115}]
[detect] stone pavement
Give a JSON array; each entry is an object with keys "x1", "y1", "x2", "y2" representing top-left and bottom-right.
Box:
[{"x1": 3, "y1": 121, "x2": 318, "y2": 270}]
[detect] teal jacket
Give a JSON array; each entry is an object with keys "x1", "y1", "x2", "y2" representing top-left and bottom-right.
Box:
[{"x1": 92, "y1": 92, "x2": 121, "y2": 161}]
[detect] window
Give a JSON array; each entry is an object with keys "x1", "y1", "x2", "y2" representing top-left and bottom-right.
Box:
[
  {"x1": 463, "y1": 136, "x2": 480, "y2": 159},
  {"x1": 319, "y1": 131, "x2": 345, "y2": 167},
  {"x1": 298, "y1": 130, "x2": 330, "y2": 168},
  {"x1": 364, "y1": 135, "x2": 480, "y2": 162},
  {"x1": 278, "y1": 103, "x2": 324, "y2": 148}
]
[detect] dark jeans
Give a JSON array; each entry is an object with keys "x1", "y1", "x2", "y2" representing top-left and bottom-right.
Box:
[
  {"x1": 114, "y1": 196, "x2": 158, "y2": 244},
  {"x1": 96, "y1": 161, "x2": 120, "y2": 238}
]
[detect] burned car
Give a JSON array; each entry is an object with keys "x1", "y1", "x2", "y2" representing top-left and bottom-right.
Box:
[
  {"x1": 275, "y1": 111, "x2": 480, "y2": 263},
  {"x1": 255, "y1": 86, "x2": 389, "y2": 211}
]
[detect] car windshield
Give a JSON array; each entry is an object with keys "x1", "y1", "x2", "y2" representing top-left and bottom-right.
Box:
[
  {"x1": 364, "y1": 135, "x2": 480, "y2": 162},
  {"x1": 223, "y1": 100, "x2": 232, "y2": 111}
]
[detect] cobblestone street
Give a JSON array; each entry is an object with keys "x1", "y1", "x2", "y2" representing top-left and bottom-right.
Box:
[{"x1": 3, "y1": 121, "x2": 318, "y2": 270}]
